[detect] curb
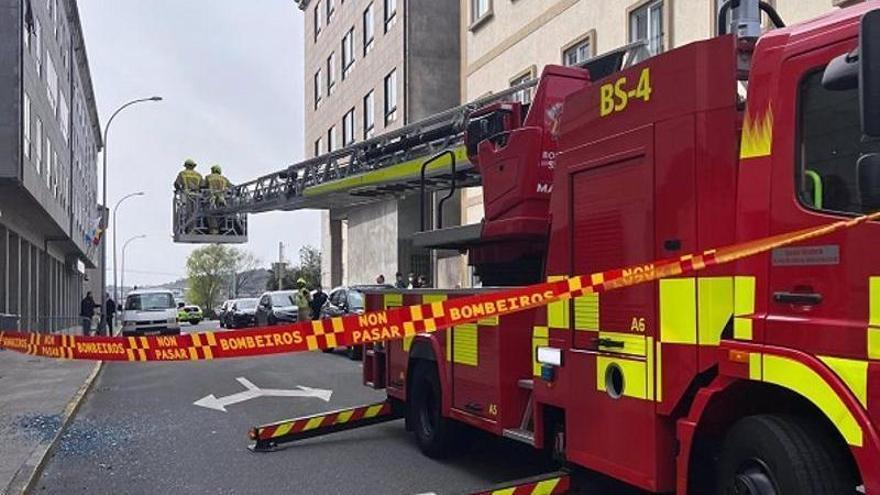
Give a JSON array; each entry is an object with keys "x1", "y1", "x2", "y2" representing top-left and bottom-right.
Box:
[{"x1": 4, "y1": 360, "x2": 104, "y2": 495}]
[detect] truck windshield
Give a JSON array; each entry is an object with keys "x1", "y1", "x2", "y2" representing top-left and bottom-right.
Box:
[
  {"x1": 799, "y1": 69, "x2": 880, "y2": 214},
  {"x1": 126, "y1": 293, "x2": 175, "y2": 311}
]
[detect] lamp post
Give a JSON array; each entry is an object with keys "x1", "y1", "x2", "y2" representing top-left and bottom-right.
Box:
[
  {"x1": 112, "y1": 192, "x2": 144, "y2": 305},
  {"x1": 100, "y1": 96, "x2": 162, "y2": 335},
  {"x1": 120, "y1": 234, "x2": 147, "y2": 301}
]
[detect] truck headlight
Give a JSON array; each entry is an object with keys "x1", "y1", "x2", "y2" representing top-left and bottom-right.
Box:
[{"x1": 536, "y1": 346, "x2": 563, "y2": 367}]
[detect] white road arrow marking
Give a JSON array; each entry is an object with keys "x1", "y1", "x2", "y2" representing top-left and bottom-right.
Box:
[{"x1": 193, "y1": 377, "x2": 333, "y2": 412}]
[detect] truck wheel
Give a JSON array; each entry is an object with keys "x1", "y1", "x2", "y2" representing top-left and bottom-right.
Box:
[
  {"x1": 410, "y1": 362, "x2": 454, "y2": 459},
  {"x1": 717, "y1": 414, "x2": 854, "y2": 495}
]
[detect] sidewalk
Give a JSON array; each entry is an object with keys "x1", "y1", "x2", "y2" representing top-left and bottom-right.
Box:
[{"x1": 0, "y1": 348, "x2": 101, "y2": 495}]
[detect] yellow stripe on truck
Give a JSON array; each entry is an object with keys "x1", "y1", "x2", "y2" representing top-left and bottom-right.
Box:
[
  {"x1": 659, "y1": 278, "x2": 697, "y2": 344},
  {"x1": 733, "y1": 276, "x2": 756, "y2": 340},
  {"x1": 761, "y1": 354, "x2": 862, "y2": 447}
]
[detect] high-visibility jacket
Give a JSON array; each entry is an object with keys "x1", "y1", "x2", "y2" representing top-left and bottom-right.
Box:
[
  {"x1": 175, "y1": 170, "x2": 203, "y2": 191},
  {"x1": 203, "y1": 173, "x2": 231, "y2": 192}
]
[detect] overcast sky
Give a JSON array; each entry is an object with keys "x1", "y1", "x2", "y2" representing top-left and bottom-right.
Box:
[{"x1": 78, "y1": 0, "x2": 319, "y2": 287}]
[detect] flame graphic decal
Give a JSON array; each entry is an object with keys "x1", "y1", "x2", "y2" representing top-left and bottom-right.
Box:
[{"x1": 740, "y1": 107, "x2": 774, "y2": 159}]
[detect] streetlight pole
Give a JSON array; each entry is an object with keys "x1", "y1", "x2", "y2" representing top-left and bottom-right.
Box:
[
  {"x1": 100, "y1": 96, "x2": 162, "y2": 335},
  {"x1": 112, "y1": 192, "x2": 144, "y2": 305},
  {"x1": 120, "y1": 234, "x2": 147, "y2": 302}
]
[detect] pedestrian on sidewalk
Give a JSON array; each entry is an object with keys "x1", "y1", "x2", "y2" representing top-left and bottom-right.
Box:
[
  {"x1": 395, "y1": 272, "x2": 407, "y2": 289},
  {"x1": 376, "y1": 274, "x2": 385, "y2": 285},
  {"x1": 79, "y1": 292, "x2": 98, "y2": 335},
  {"x1": 105, "y1": 293, "x2": 117, "y2": 334}
]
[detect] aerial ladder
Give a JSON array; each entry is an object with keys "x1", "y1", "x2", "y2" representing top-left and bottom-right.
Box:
[{"x1": 171, "y1": 44, "x2": 645, "y2": 244}]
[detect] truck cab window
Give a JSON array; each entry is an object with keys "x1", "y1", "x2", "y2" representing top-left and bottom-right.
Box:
[{"x1": 798, "y1": 69, "x2": 879, "y2": 214}]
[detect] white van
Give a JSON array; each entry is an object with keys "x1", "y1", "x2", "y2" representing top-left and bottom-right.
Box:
[{"x1": 122, "y1": 289, "x2": 180, "y2": 336}]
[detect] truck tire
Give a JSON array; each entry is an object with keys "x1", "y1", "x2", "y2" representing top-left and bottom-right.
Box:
[
  {"x1": 717, "y1": 414, "x2": 854, "y2": 494},
  {"x1": 410, "y1": 362, "x2": 455, "y2": 459}
]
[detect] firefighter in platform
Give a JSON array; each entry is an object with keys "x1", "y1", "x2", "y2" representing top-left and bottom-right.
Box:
[
  {"x1": 202, "y1": 165, "x2": 232, "y2": 234},
  {"x1": 203, "y1": 165, "x2": 232, "y2": 205},
  {"x1": 174, "y1": 159, "x2": 203, "y2": 192}
]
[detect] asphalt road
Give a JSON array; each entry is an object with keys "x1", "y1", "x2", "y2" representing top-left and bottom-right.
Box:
[{"x1": 35, "y1": 321, "x2": 644, "y2": 495}]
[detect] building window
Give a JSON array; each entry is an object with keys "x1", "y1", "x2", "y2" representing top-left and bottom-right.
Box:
[
  {"x1": 45, "y1": 136, "x2": 52, "y2": 185},
  {"x1": 34, "y1": 17, "x2": 42, "y2": 77},
  {"x1": 384, "y1": 0, "x2": 396, "y2": 32},
  {"x1": 314, "y1": 1, "x2": 322, "y2": 40},
  {"x1": 327, "y1": 0, "x2": 336, "y2": 24},
  {"x1": 343, "y1": 108, "x2": 355, "y2": 146},
  {"x1": 23, "y1": 93, "x2": 31, "y2": 159},
  {"x1": 563, "y1": 35, "x2": 593, "y2": 66},
  {"x1": 58, "y1": 91, "x2": 68, "y2": 143},
  {"x1": 314, "y1": 69, "x2": 323, "y2": 108},
  {"x1": 342, "y1": 28, "x2": 355, "y2": 79},
  {"x1": 363, "y1": 90, "x2": 375, "y2": 139},
  {"x1": 510, "y1": 69, "x2": 535, "y2": 105},
  {"x1": 314, "y1": 137, "x2": 323, "y2": 157},
  {"x1": 630, "y1": 0, "x2": 664, "y2": 56},
  {"x1": 327, "y1": 52, "x2": 336, "y2": 94},
  {"x1": 471, "y1": 0, "x2": 491, "y2": 26},
  {"x1": 328, "y1": 126, "x2": 337, "y2": 152},
  {"x1": 34, "y1": 117, "x2": 42, "y2": 173},
  {"x1": 46, "y1": 56, "x2": 57, "y2": 114},
  {"x1": 384, "y1": 69, "x2": 398, "y2": 124},
  {"x1": 363, "y1": 3, "x2": 375, "y2": 56}
]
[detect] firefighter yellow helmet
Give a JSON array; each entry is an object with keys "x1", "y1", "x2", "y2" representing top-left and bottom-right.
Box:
[
  {"x1": 297, "y1": 278, "x2": 307, "y2": 286},
  {"x1": 211, "y1": 165, "x2": 222, "y2": 174},
  {"x1": 184, "y1": 159, "x2": 197, "y2": 169}
]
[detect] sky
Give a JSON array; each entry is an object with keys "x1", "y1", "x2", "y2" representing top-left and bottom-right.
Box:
[{"x1": 78, "y1": 0, "x2": 320, "y2": 287}]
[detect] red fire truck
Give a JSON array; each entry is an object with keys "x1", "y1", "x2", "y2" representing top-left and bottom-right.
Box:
[{"x1": 249, "y1": 1, "x2": 880, "y2": 493}]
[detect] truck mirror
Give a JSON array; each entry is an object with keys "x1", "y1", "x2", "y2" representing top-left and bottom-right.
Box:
[
  {"x1": 860, "y1": 9, "x2": 880, "y2": 137},
  {"x1": 822, "y1": 10, "x2": 880, "y2": 137},
  {"x1": 858, "y1": 153, "x2": 880, "y2": 211}
]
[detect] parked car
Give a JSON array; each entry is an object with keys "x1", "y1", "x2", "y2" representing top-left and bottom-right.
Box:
[
  {"x1": 217, "y1": 300, "x2": 233, "y2": 328},
  {"x1": 177, "y1": 305, "x2": 203, "y2": 325},
  {"x1": 255, "y1": 291, "x2": 301, "y2": 327},
  {"x1": 222, "y1": 298, "x2": 259, "y2": 329},
  {"x1": 121, "y1": 289, "x2": 180, "y2": 336},
  {"x1": 320, "y1": 285, "x2": 386, "y2": 360}
]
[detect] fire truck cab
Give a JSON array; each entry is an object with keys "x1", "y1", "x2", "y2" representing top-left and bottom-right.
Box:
[{"x1": 361, "y1": 2, "x2": 880, "y2": 494}]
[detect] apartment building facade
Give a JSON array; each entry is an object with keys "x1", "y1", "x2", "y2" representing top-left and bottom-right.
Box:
[
  {"x1": 458, "y1": 0, "x2": 864, "y2": 244},
  {"x1": 0, "y1": 0, "x2": 102, "y2": 330},
  {"x1": 297, "y1": 0, "x2": 461, "y2": 289}
]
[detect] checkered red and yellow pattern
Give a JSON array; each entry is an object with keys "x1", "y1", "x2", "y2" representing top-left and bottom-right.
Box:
[{"x1": 2, "y1": 211, "x2": 878, "y2": 363}]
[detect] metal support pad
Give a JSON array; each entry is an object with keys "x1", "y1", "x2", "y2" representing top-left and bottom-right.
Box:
[{"x1": 248, "y1": 401, "x2": 402, "y2": 452}]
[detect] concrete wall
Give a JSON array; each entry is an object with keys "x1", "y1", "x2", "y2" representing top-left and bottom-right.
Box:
[
  {"x1": 344, "y1": 199, "x2": 399, "y2": 285},
  {"x1": 406, "y1": 0, "x2": 462, "y2": 121}
]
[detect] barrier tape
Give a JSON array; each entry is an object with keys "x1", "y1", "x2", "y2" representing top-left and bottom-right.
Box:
[{"x1": 2, "y1": 212, "x2": 879, "y2": 362}]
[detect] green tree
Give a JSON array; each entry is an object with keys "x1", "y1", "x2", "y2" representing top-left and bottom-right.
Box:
[
  {"x1": 186, "y1": 245, "x2": 257, "y2": 315},
  {"x1": 264, "y1": 245, "x2": 321, "y2": 291}
]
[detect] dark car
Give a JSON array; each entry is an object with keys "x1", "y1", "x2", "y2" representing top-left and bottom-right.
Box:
[
  {"x1": 255, "y1": 291, "x2": 301, "y2": 327},
  {"x1": 217, "y1": 300, "x2": 233, "y2": 328},
  {"x1": 222, "y1": 298, "x2": 259, "y2": 329},
  {"x1": 320, "y1": 285, "x2": 389, "y2": 359}
]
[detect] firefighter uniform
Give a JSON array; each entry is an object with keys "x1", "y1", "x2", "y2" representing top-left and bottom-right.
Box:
[
  {"x1": 295, "y1": 278, "x2": 312, "y2": 322},
  {"x1": 202, "y1": 165, "x2": 232, "y2": 203},
  {"x1": 175, "y1": 159, "x2": 203, "y2": 192}
]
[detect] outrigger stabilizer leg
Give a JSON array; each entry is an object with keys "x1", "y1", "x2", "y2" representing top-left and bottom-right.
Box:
[
  {"x1": 463, "y1": 470, "x2": 571, "y2": 495},
  {"x1": 248, "y1": 400, "x2": 403, "y2": 452}
]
